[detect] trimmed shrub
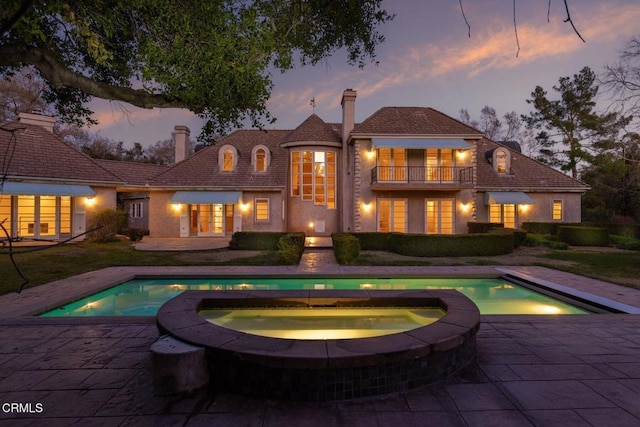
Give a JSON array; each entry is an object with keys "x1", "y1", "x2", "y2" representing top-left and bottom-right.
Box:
[
  {"x1": 229, "y1": 232, "x2": 288, "y2": 250},
  {"x1": 522, "y1": 222, "x2": 558, "y2": 235},
  {"x1": 277, "y1": 233, "x2": 306, "y2": 264},
  {"x1": 88, "y1": 208, "x2": 127, "y2": 243},
  {"x1": 557, "y1": 226, "x2": 609, "y2": 246},
  {"x1": 602, "y1": 223, "x2": 640, "y2": 238},
  {"x1": 523, "y1": 233, "x2": 569, "y2": 250},
  {"x1": 332, "y1": 233, "x2": 360, "y2": 265},
  {"x1": 467, "y1": 222, "x2": 504, "y2": 233},
  {"x1": 386, "y1": 230, "x2": 514, "y2": 257},
  {"x1": 350, "y1": 232, "x2": 391, "y2": 250},
  {"x1": 513, "y1": 228, "x2": 527, "y2": 248}
]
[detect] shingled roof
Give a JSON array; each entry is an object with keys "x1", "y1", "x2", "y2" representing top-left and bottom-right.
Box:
[
  {"x1": 475, "y1": 138, "x2": 589, "y2": 191},
  {"x1": 283, "y1": 114, "x2": 341, "y2": 144},
  {"x1": 353, "y1": 107, "x2": 483, "y2": 136},
  {"x1": 150, "y1": 130, "x2": 291, "y2": 188},
  {"x1": 95, "y1": 159, "x2": 169, "y2": 186},
  {"x1": 0, "y1": 121, "x2": 121, "y2": 184}
]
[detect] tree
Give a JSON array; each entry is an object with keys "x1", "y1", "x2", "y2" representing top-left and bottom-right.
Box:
[
  {"x1": 523, "y1": 66, "x2": 629, "y2": 179},
  {"x1": 1, "y1": 1, "x2": 392, "y2": 139},
  {"x1": 602, "y1": 36, "x2": 640, "y2": 121},
  {"x1": 459, "y1": 106, "x2": 523, "y2": 142},
  {"x1": 147, "y1": 139, "x2": 175, "y2": 165},
  {"x1": 0, "y1": 67, "x2": 51, "y2": 121}
]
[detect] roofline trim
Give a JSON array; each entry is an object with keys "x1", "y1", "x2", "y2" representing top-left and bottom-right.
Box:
[
  {"x1": 350, "y1": 133, "x2": 483, "y2": 140},
  {"x1": 2, "y1": 176, "x2": 125, "y2": 186}
]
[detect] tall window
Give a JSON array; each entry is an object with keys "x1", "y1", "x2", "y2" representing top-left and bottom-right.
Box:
[
  {"x1": 489, "y1": 204, "x2": 516, "y2": 228},
  {"x1": 426, "y1": 199, "x2": 454, "y2": 234},
  {"x1": 219, "y1": 145, "x2": 238, "y2": 172},
  {"x1": 290, "y1": 150, "x2": 336, "y2": 209},
  {"x1": 378, "y1": 199, "x2": 406, "y2": 233},
  {"x1": 255, "y1": 198, "x2": 269, "y2": 221},
  {"x1": 378, "y1": 148, "x2": 406, "y2": 181},
  {"x1": 426, "y1": 149, "x2": 454, "y2": 181},
  {"x1": 0, "y1": 195, "x2": 12, "y2": 236},
  {"x1": 130, "y1": 202, "x2": 143, "y2": 218},
  {"x1": 553, "y1": 200, "x2": 563, "y2": 221},
  {"x1": 493, "y1": 149, "x2": 510, "y2": 174}
]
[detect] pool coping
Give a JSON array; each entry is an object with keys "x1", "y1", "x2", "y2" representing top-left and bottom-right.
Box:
[{"x1": 2, "y1": 265, "x2": 640, "y2": 317}]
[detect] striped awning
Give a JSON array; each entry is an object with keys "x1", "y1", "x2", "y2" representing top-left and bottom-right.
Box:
[
  {"x1": 371, "y1": 138, "x2": 471, "y2": 149},
  {"x1": 485, "y1": 192, "x2": 535, "y2": 205},
  {"x1": 0, "y1": 182, "x2": 95, "y2": 197},
  {"x1": 169, "y1": 191, "x2": 242, "y2": 204}
]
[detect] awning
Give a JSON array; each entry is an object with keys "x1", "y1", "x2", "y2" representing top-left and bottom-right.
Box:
[
  {"x1": 485, "y1": 191, "x2": 535, "y2": 205},
  {"x1": 170, "y1": 191, "x2": 242, "y2": 204},
  {"x1": 0, "y1": 182, "x2": 95, "y2": 197},
  {"x1": 371, "y1": 138, "x2": 472, "y2": 149}
]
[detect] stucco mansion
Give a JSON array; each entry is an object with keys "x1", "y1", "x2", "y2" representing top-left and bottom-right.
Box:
[{"x1": 1, "y1": 89, "x2": 588, "y2": 241}]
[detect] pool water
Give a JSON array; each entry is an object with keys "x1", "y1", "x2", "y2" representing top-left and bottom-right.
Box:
[
  {"x1": 200, "y1": 307, "x2": 445, "y2": 339},
  {"x1": 39, "y1": 277, "x2": 589, "y2": 317}
]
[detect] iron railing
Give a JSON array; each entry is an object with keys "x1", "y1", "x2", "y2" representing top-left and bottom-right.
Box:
[{"x1": 371, "y1": 166, "x2": 473, "y2": 185}]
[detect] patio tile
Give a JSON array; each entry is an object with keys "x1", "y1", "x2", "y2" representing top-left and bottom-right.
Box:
[
  {"x1": 461, "y1": 409, "x2": 533, "y2": 427},
  {"x1": 0, "y1": 370, "x2": 57, "y2": 391},
  {"x1": 30, "y1": 369, "x2": 94, "y2": 390},
  {"x1": 582, "y1": 379, "x2": 640, "y2": 418},
  {"x1": 575, "y1": 407, "x2": 640, "y2": 427},
  {"x1": 508, "y1": 363, "x2": 613, "y2": 381},
  {"x1": 522, "y1": 409, "x2": 591, "y2": 426},
  {"x1": 445, "y1": 383, "x2": 514, "y2": 411},
  {"x1": 501, "y1": 380, "x2": 615, "y2": 410}
]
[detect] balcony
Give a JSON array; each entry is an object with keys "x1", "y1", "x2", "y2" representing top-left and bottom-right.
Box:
[{"x1": 371, "y1": 166, "x2": 474, "y2": 190}]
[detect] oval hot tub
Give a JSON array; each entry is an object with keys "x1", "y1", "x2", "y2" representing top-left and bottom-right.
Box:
[{"x1": 156, "y1": 289, "x2": 480, "y2": 401}]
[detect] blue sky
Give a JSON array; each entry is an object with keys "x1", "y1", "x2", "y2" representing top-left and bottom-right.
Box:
[{"x1": 87, "y1": 0, "x2": 640, "y2": 146}]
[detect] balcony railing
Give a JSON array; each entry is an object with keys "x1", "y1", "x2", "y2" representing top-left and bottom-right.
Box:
[{"x1": 371, "y1": 166, "x2": 473, "y2": 186}]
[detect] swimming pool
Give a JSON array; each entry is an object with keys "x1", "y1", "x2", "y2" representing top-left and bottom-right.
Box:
[{"x1": 39, "y1": 277, "x2": 590, "y2": 316}]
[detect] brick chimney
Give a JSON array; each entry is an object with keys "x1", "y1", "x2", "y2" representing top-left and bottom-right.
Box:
[
  {"x1": 341, "y1": 89, "x2": 357, "y2": 144},
  {"x1": 172, "y1": 125, "x2": 191, "y2": 163},
  {"x1": 18, "y1": 112, "x2": 56, "y2": 133}
]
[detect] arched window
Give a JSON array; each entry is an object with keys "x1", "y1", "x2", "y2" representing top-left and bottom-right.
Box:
[
  {"x1": 493, "y1": 149, "x2": 510, "y2": 174},
  {"x1": 251, "y1": 145, "x2": 270, "y2": 172},
  {"x1": 218, "y1": 145, "x2": 238, "y2": 172}
]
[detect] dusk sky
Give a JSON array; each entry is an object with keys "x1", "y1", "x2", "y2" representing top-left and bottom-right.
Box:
[{"x1": 87, "y1": 0, "x2": 640, "y2": 147}]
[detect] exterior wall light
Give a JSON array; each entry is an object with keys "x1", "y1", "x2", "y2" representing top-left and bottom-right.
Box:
[
  {"x1": 84, "y1": 196, "x2": 96, "y2": 207},
  {"x1": 460, "y1": 202, "x2": 471, "y2": 213},
  {"x1": 171, "y1": 203, "x2": 182, "y2": 212},
  {"x1": 456, "y1": 150, "x2": 468, "y2": 161},
  {"x1": 362, "y1": 202, "x2": 372, "y2": 213},
  {"x1": 365, "y1": 149, "x2": 376, "y2": 160},
  {"x1": 240, "y1": 203, "x2": 250, "y2": 212},
  {"x1": 519, "y1": 204, "x2": 530, "y2": 213},
  {"x1": 308, "y1": 222, "x2": 315, "y2": 229}
]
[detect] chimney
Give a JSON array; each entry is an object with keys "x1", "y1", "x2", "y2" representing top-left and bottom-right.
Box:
[
  {"x1": 172, "y1": 125, "x2": 191, "y2": 163},
  {"x1": 341, "y1": 88, "x2": 357, "y2": 144},
  {"x1": 18, "y1": 112, "x2": 56, "y2": 133}
]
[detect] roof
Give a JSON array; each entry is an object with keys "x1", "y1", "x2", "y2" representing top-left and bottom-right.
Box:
[
  {"x1": 475, "y1": 139, "x2": 589, "y2": 191},
  {"x1": 353, "y1": 107, "x2": 483, "y2": 136},
  {"x1": 95, "y1": 159, "x2": 169, "y2": 186},
  {"x1": 0, "y1": 121, "x2": 122, "y2": 184},
  {"x1": 150, "y1": 130, "x2": 291, "y2": 188},
  {"x1": 283, "y1": 114, "x2": 341, "y2": 144}
]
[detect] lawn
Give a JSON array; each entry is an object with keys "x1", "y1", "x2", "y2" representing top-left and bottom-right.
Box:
[
  {"x1": 0, "y1": 240, "x2": 280, "y2": 296},
  {"x1": 2, "y1": 239, "x2": 640, "y2": 296}
]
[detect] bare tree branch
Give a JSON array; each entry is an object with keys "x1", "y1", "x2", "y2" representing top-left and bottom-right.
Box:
[
  {"x1": 563, "y1": 0, "x2": 586, "y2": 43},
  {"x1": 458, "y1": 0, "x2": 471, "y2": 38},
  {"x1": 513, "y1": 0, "x2": 520, "y2": 58}
]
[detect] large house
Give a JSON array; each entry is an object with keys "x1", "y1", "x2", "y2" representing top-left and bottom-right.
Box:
[{"x1": 0, "y1": 90, "x2": 588, "y2": 241}]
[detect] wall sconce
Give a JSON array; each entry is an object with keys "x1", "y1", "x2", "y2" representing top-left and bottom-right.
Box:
[
  {"x1": 456, "y1": 150, "x2": 468, "y2": 161},
  {"x1": 460, "y1": 202, "x2": 471, "y2": 213},
  {"x1": 171, "y1": 203, "x2": 182, "y2": 212},
  {"x1": 519, "y1": 204, "x2": 530, "y2": 213},
  {"x1": 84, "y1": 196, "x2": 96, "y2": 207},
  {"x1": 240, "y1": 203, "x2": 250, "y2": 212},
  {"x1": 308, "y1": 222, "x2": 314, "y2": 229},
  {"x1": 362, "y1": 202, "x2": 372, "y2": 213},
  {"x1": 365, "y1": 149, "x2": 376, "y2": 160}
]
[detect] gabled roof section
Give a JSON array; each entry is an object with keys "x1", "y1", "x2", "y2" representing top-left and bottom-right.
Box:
[
  {"x1": 95, "y1": 159, "x2": 169, "y2": 186},
  {"x1": 353, "y1": 107, "x2": 483, "y2": 137},
  {"x1": 150, "y1": 129, "x2": 290, "y2": 188},
  {"x1": 282, "y1": 114, "x2": 341, "y2": 145},
  {"x1": 0, "y1": 121, "x2": 122, "y2": 184},
  {"x1": 476, "y1": 138, "x2": 589, "y2": 191}
]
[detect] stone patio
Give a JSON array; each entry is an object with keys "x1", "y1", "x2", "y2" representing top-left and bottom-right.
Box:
[{"x1": 1, "y1": 250, "x2": 640, "y2": 425}]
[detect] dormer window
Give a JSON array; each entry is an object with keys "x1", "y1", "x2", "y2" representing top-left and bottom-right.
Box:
[
  {"x1": 493, "y1": 149, "x2": 510, "y2": 174},
  {"x1": 251, "y1": 145, "x2": 270, "y2": 172},
  {"x1": 219, "y1": 145, "x2": 238, "y2": 172}
]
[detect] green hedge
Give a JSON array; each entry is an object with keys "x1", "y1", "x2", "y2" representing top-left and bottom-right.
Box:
[
  {"x1": 350, "y1": 232, "x2": 391, "y2": 250},
  {"x1": 229, "y1": 232, "x2": 289, "y2": 250},
  {"x1": 598, "y1": 223, "x2": 640, "y2": 238},
  {"x1": 467, "y1": 222, "x2": 503, "y2": 233},
  {"x1": 513, "y1": 229, "x2": 527, "y2": 248},
  {"x1": 332, "y1": 233, "x2": 361, "y2": 265},
  {"x1": 88, "y1": 208, "x2": 127, "y2": 243},
  {"x1": 386, "y1": 230, "x2": 514, "y2": 257},
  {"x1": 278, "y1": 233, "x2": 306, "y2": 264},
  {"x1": 522, "y1": 222, "x2": 582, "y2": 235},
  {"x1": 557, "y1": 226, "x2": 609, "y2": 246}
]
